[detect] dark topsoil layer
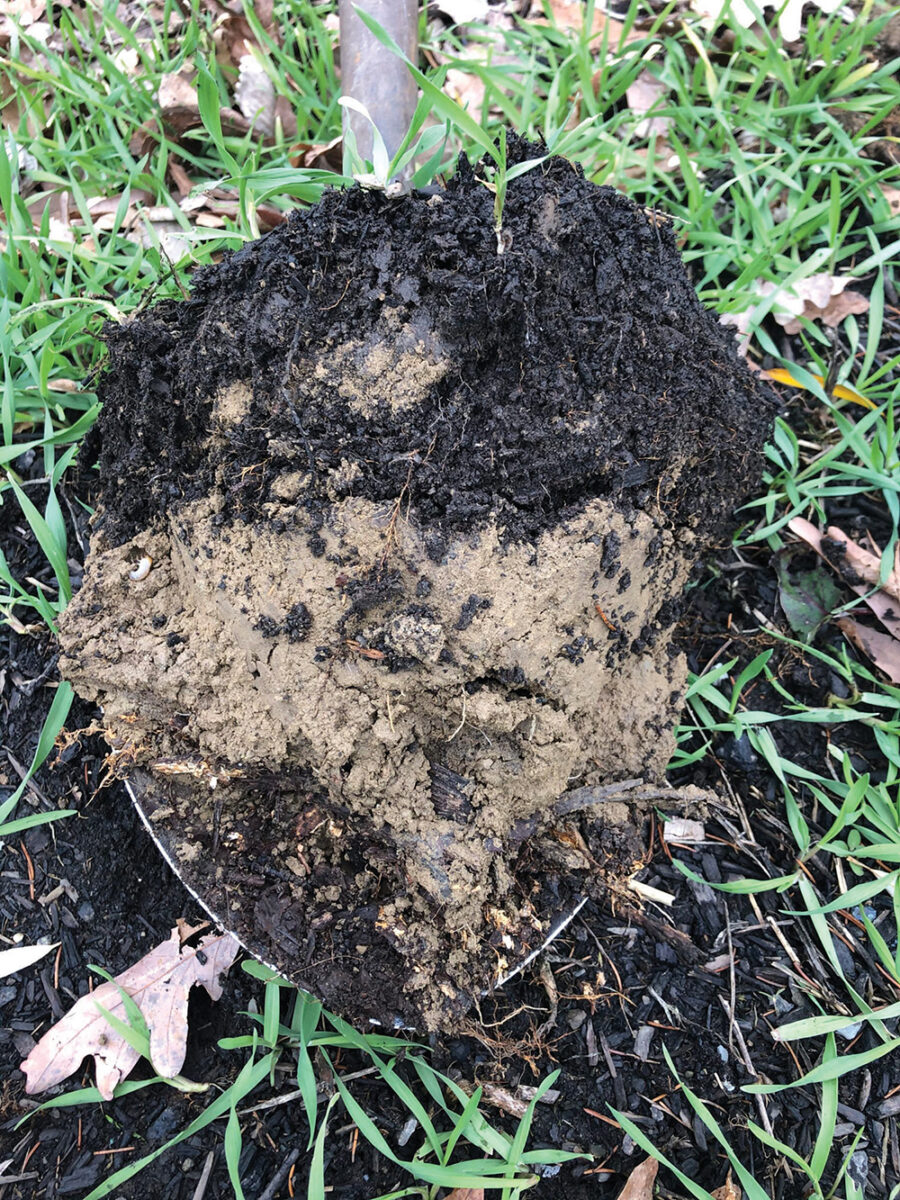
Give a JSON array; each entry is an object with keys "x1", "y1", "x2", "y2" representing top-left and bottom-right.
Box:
[{"x1": 87, "y1": 141, "x2": 774, "y2": 550}]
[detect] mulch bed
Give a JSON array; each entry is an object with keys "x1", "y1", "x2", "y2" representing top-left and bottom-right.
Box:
[{"x1": 2, "y1": 438, "x2": 899, "y2": 1200}]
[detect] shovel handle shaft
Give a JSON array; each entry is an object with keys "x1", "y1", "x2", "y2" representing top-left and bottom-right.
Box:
[{"x1": 339, "y1": 0, "x2": 418, "y2": 170}]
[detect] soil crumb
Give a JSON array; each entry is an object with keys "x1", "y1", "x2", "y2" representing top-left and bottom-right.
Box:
[{"x1": 61, "y1": 142, "x2": 774, "y2": 1028}]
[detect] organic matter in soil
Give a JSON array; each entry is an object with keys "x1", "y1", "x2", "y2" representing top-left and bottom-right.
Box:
[{"x1": 59, "y1": 143, "x2": 774, "y2": 1028}]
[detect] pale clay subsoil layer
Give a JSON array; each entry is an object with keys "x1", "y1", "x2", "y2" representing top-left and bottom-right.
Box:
[{"x1": 61, "y1": 471, "x2": 689, "y2": 924}]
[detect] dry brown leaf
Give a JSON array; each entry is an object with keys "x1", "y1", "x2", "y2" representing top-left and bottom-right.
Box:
[
  {"x1": 789, "y1": 517, "x2": 900, "y2": 680},
  {"x1": 711, "y1": 1170, "x2": 740, "y2": 1200},
  {"x1": 20, "y1": 927, "x2": 239, "y2": 1099},
  {"x1": 626, "y1": 70, "x2": 670, "y2": 138},
  {"x1": 789, "y1": 517, "x2": 900, "y2": 640},
  {"x1": 157, "y1": 70, "x2": 197, "y2": 110},
  {"x1": 168, "y1": 159, "x2": 194, "y2": 198},
  {"x1": 289, "y1": 134, "x2": 343, "y2": 173},
  {"x1": 532, "y1": 0, "x2": 623, "y2": 38},
  {"x1": 131, "y1": 104, "x2": 252, "y2": 159},
  {"x1": 77, "y1": 190, "x2": 153, "y2": 221},
  {"x1": 781, "y1": 289, "x2": 869, "y2": 333},
  {"x1": 724, "y1": 273, "x2": 868, "y2": 352},
  {"x1": 445, "y1": 67, "x2": 487, "y2": 114},
  {"x1": 828, "y1": 528, "x2": 900, "y2": 603},
  {"x1": 775, "y1": 273, "x2": 869, "y2": 334},
  {"x1": 0, "y1": 25, "x2": 53, "y2": 134},
  {"x1": 880, "y1": 184, "x2": 900, "y2": 216},
  {"x1": 836, "y1": 618, "x2": 900, "y2": 685},
  {"x1": 0, "y1": 0, "x2": 46, "y2": 35},
  {"x1": 616, "y1": 1156, "x2": 658, "y2": 1200},
  {"x1": 216, "y1": 7, "x2": 277, "y2": 70},
  {"x1": 234, "y1": 53, "x2": 275, "y2": 136},
  {"x1": 444, "y1": 1190, "x2": 484, "y2": 1200}
]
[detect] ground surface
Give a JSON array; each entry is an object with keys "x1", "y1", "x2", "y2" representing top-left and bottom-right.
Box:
[{"x1": 1, "y1": 4, "x2": 899, "y2": 1196}]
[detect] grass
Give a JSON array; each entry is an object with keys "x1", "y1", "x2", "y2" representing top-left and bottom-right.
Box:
[
  {"x1": 2, "y1": 0, "x2": 900, "y2": 1195},
  {"x1": 18, "y1": 959, "x2": 583, "y2": 1199}
]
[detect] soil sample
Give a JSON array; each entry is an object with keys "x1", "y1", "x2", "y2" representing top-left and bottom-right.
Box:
[{"x1": 60, "y1": 144, "x2": 773, "y2": 1028}]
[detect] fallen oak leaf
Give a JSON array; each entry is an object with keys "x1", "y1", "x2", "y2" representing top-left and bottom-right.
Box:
[
  {"x1": 836, "y1": 617, "x2": 900, "y2": 685},
  {"x1": 20, "y1": 927, "x2": 239, "y2": 1100},
  {"x1": 615, "y1": 1156, "x2": 658, "y2": 1199},
  {"x1": 711, "y1": 1170, "x2": 739, "y2": 1200},
  {"x1": 788, "y1": 517, "x2": 900, "y2": 646},
  {"x1": 626, "y1": 70, "x2": 671, "y2": 138},
  {"x1": 779, "y1": 282, "x2": 869, "y2": 334},
  {"x1": 722, "y1": 275, "x2": 868, "y2": 354}
]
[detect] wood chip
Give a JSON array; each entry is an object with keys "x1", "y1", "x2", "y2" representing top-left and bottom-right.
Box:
[
  {"x1": 663, "y1": 817, "x2": 706, "y2": 843},
  {"x1": 633, "y1": 1025, "x2": 655, "y2": 1062}
]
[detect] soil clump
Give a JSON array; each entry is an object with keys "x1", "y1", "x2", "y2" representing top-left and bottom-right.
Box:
[{"x1": 59, "y1": 143, "x2": 774, "y2": 1028}]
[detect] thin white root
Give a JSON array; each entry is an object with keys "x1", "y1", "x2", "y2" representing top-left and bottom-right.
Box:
[{"x1": 628, "y1": 878, "x2": 676, "y2": 907}]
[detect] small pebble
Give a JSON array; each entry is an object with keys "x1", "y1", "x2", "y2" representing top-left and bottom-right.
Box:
[
  {"x1": 396, "y1": 1116, "x2": 418, "y2": 1147},
  {"x1": 536, "y1": 1163, "x2": 561, "y2": 1178},
  {"x1": 836, "y1": 1021, "x2": 863, "y2": 1040},
  {"x1": 848, "y1": 1149, "x2": 869, "y2": 1191}
]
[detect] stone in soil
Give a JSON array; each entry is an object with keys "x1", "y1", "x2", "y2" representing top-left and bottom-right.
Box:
[{"x1": 60, "y1": 142, "x2": 774, "y2": 1028}]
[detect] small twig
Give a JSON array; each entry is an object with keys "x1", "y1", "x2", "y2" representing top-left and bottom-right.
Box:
[
  {"x1": 255, "y1": 1149, "x2": 301, "y2": 1200},
  {"x1": 554, "y1": 780, "x2": 715, "y2": 818},
  {"x1": 190, "y1": 1150, "x2": 216, "y2": 1200},
  {"x1": 718, "y1": 994, "x2": 774, "y2": 1137},
  {"x1": 725, "y1": 903, "x2": 736, "y2": 1056},
  {"x1": 535, "y1": 957, "x2": 558, "y2": 1040},
  {"x1": 236, "y1": 1066, "x2": 377, "y2": 1117}
]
